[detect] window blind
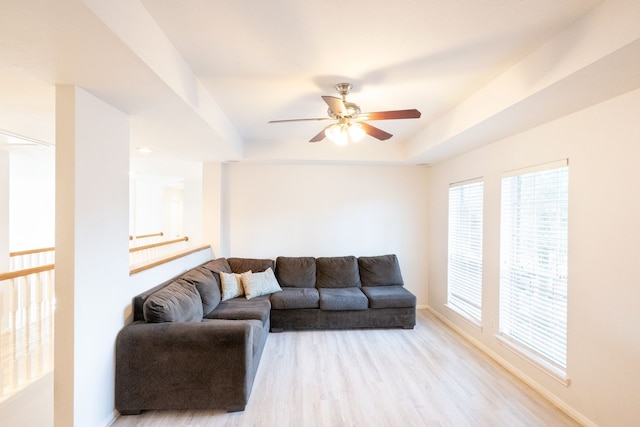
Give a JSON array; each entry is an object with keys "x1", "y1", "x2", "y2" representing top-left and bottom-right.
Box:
[
  {"x1": 499, "y1": 164, "x2": 568, "y2": 374},
  {"x1": 447, "y1": 179, "x2": 483, "y2": 323}
]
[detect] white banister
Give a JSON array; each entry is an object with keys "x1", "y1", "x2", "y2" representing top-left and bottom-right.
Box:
[
  {"x1": 129, "y1": 236, "x2": 190, "y2": 266},
  {"x1": 0, "y1": 266, "x2": 55, "y2": 402},
  {"x1": 9, "y1": 248, "x2": 55, "y2": 272}
]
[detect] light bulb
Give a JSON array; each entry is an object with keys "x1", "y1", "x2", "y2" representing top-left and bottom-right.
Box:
[
  {"x1": 325, "y1": 123, "x2": 348, "y2": 146},
  {"x1": 348, "y1": 123, "x2": 365, "y2": 143}
]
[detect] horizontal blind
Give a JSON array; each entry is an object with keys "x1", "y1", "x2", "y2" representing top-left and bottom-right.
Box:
[
  {"x1": 448, "y1": 180, "x2": 483, "y2": 323},
  {"x1": 499, "y1": 165, "x2": 568, "y2": 372}
]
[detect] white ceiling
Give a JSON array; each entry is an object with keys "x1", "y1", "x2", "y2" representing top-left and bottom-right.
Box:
[{"x1": 4, "y1": 0, "x2": 636, "y2": 167}]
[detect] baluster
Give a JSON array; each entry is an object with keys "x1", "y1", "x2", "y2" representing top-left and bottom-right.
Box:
[
  {"x1": 11, "y1": 277, "x2": 20, "y2": 390},
  {"x1": 0, "y1": 266, "x2": 55, "y2": 400},
  {"x1": 0, "y1": 279, "x2": 6, "y2": 397}
]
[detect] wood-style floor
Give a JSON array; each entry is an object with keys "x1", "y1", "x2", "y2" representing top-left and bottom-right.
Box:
[{"x1": 112, "y1": 310, "x2": 579, "y2": 427}]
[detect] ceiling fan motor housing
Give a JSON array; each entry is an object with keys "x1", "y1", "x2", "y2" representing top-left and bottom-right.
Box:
[
  {"x1": 327, "y1": 102, "x2": 361, "y2": 119},
  {"x1": 335, "y1": 83, "x2": 353, "y2": 97}
]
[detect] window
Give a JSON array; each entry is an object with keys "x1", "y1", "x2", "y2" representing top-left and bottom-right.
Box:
[
  {"x1": 499, "y1": 161, "x2": 568, "y2": 379},
  {"x1": 447, "y1": 179, "x2": 483, "y2": 323}
]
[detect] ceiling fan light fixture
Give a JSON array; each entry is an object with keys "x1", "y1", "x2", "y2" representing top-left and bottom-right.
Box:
[
  {"x1": 325, "y1": 123, "x2": 348, "y2": 146},
  {"x1": 325, "y1": 121, "x2": 364, "y2": 146},
  {"x1": 348, "y1": 122, "x2": 365, "y2": 143}
]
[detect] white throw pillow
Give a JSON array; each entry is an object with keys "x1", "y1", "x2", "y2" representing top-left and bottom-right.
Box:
[
  {"x1": 241, "y1": 268, "x2": 282, "y2": 300},
  {"x1": 220, "y1": 271, "x2": 245, "y2": 301}
]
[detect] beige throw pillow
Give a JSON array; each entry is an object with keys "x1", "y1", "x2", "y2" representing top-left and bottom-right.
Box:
[
  {"x1": 220, "y1": 271, "x2": 245, "y2": 301},
  {"x1": 241, "y1": 268, "x2": 282, "y2": 299}
]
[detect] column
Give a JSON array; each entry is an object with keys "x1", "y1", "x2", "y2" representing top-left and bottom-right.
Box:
[
  {"x1": 202, "y1": 162, "x2": 227, "y2": 256},
  {"x1": 0, "y1": 150, "x2": 8, "y2": 271},
  {"x1": 54, "y1": 85, "x2": 130, "y2": 427}
]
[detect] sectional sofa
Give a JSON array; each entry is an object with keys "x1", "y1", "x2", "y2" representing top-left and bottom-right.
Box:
[{"x1": 115, "y1": 254, "x2": 416, "y2": 415}]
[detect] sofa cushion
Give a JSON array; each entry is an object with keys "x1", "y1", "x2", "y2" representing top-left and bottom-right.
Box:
[
  {"x1": 220, "y1": 272, "x2": 245, "y2": 301},
  {"x1": 228, "y1": 257, "x2": 275, "y2": 274},
  {"x1": 275, "y1": 256, "x2": 316, "y2": 288},
  {"x1": 316, "y1": 256, "x2": 361, "y2": 288},
  {"x1": 240, "y1": 268, "x2": 282, "y2": 299},
  {"x1": 202, "y1": 257, "x2": 232, "y2": 274},
  {"x1": 318, "y1": 288, "x2": 368, "y2": 311},
  {"x1": 180, "y1": 266, "x2": 221, "y2": 316},
  {"x1": 270, "y1": 287, "x2": 320, "y2": 309},
  {"x1": 143, "y1": 281, "x2": 203, "y2": 323},
  {"x1": 205, "y1": 295, "x2": 271, "y2": 324},
  {"x1": 361, "y1": 286, "x2": 416, "y2": 309},
  {"x1": 358, "y1": 254, "x2": 404, "y2": 287}
]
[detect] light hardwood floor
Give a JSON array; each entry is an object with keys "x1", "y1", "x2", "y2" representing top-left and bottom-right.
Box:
[{"x1": 112, "y1": 310, "x2": 579, "y2": 427}]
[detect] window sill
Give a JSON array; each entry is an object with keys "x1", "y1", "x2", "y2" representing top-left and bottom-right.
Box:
[
  {"x1": 495, "y1": 334, "x2": 570, "y2": 387},
  {"x1": 444, "y1": 304, "x2": 483, "y2": 332}
]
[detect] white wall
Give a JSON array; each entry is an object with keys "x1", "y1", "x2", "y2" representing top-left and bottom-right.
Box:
[
  {"x1": 224, "y1": 163, "x2": 429, "y2": 305},
  {"x1": 9, "y1": 147, "x2": 55, "y2": 251},
  {"x1": 131, "y1": 174, "x2": 169, "y2": 236},
  {"x1": 0, "y1": 150, "x2": 8, "y2": 271},
  {"x1": 0, "y1": 374, "x2": 53, "y2": 427},
  {"x1": 426, "y1": 88, "x2": 640, "y2": 427},
  {"x1": 130, "y1": 171, "x2": 202, "y2": 243},
  {"x1": 182, "y1": 174, "x2": 202, "y2": 245}
]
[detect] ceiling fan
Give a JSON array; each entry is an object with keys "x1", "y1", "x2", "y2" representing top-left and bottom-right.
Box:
[{"x1": 268, "y1": 83, "x2": 421, "y2": 145}]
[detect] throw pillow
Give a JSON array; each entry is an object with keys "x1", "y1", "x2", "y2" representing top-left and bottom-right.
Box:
[
  {"x1": 143, "y1": 281, "x2": 203, "y2": 323},
  {"x1": 220, "y1": 271, "x2": 245, "y2": 301},
  {"x1": 240, "y1": 268, "x2": 282, "y2": 299}
]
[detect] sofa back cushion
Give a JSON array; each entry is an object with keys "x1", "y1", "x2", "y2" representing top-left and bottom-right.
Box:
[
  {"x1": 143, "y1": 280, "x2": 203, "y2": 323},
  {"x1": 275, "y1": 256, "x2": 316, "y2": 288},
  {"x1": 228, "y1": 257, "x2": 275, "y2": 274},
  {"x1": 358, "y1": 254, "x2": 404, "y2": 287},
  {"x1": 180, "y1": 266, "x2": 221, "y2": 316},
  {"x1": 202, "y1": 257, "x2": 232, "y2": 274},
  {"x1": 132, "y1": 258, "x2": 230, "y2": 321},
  {"x1": 315, "y1": 256, "x2": 361, "y2": 288}
]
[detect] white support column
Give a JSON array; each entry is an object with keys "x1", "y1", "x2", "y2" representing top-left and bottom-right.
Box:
[
  {"x1": 182, "y1": 174, "x2": 203, "y2": 245},
  {"x1": 0, "y1": 150, "x2": 9, "y2": 272},
  {"x1": 0, "y1": 150, "x2": 9, "y2": 338},
  {"x1": 54, "y1": 85, "x2": 130, "y2": 427},
  {"x1": 202, "y1": 162, "x2": 227, "y2": 257}
]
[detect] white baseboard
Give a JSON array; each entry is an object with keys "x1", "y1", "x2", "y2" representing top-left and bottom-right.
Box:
[
  {"x1": 104, "y1": 410, "x2": 118, "y2": 427},
  {"x1": 424, "y1": 306, "x2": 597, "y2": 427}
]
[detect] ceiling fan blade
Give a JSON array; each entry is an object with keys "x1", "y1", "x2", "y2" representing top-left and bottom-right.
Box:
[
  {"x1": 322, "y1": 96, "x2": 347, "y2": 116},
  {"x1": 269, "y1": 117, "x2": 331, "y2": 123},
  {"x1": 309, "y1": 127, "x2": 328, "y2": 142},
  {"x1": 360, "y1": 122, "x2": 392, "y2": 141},
  {"x1": 359, "y1": 109, "x2": 421, "y2": 121}
]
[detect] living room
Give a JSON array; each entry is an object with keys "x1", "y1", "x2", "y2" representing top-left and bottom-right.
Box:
[{"x1": 1, "y1": 1, "x2": 639, "y2": 426}]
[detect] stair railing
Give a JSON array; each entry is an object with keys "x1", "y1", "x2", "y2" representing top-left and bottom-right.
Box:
[
  {"x1": 0, "y1": 265, "x2": 55, "y2": 402},
  {"x1": 9, "y1": 247, "x2": 55, "y2": 272}
]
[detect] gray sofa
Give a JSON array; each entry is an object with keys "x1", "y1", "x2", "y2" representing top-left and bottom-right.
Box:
[
  {"x1": 115, "y1": 254, "x2": 415, "y2": 415},
  {"x1": 270, "y1": 255, "x2": 416, "y2": 331}
]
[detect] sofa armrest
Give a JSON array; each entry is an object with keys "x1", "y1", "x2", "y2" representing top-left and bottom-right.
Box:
[{"x1": 115, "y1": 319, "x2": 253, "y2": 413}]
